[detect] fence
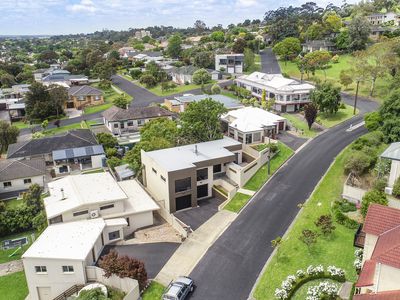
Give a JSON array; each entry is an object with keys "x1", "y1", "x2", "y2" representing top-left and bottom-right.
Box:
[{"x1": 86, "y1": 266, "x2": 140, "y2": 300}]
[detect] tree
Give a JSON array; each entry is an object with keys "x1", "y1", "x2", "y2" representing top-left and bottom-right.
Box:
[
  {"x1": 0, "y1": 121, "x2": 19, "y2": 153},
  {"x1": 311, "y1": 82, "x2": 341, "y2": 115},
  {"x1": 113, "y1": 95, "x2": 129, "y2": 109},
  {"x1": 25, "y1": 82, "x2": 59, "y2": 121},
  {"x1": 77, "y1": 288, "x2": 108, "y2": 300},
  {"x1": 348, "y1": 15, "x2": 371, "y2": 51},
  {"x1": 32, "y1": 212, "x2": 47, "y2": 234},
  {"x1": 193, "y1": 51, "x2": 213, "y2": 69},
  {"x1": 361, "y1": 190, "x2": 388, "y2": 217},
  {"x1": 299, "y1": 229, "x2": 318, "y2": 250},
  {"x1": 38, "y1": 50, "x2": 59, "y2": 64},
  {"x1": 261, "y1": 90, "x2": 267, "y2": 110},
  {"x1": 392, "y1": 177, "x2": 400, "y2": 198},
  {"x1": 364, "y1": 111, "x2": 382, "y2": 132},
  {"x1": 107, "y1": 157, "x2": 122, "y2": 171},
  {"x1": 48, "y1": 85, "x2": 68, "y2": 118},
  {"x1": 139, "y1": 74, "x2": 157, "y2": 88},
  {"x1": 41, "y1": 120, "x2": 48, "y2": 131},
  {"x1": 0, "y1": 73, "x2": 15, "y2": 88},
  {"x1": 378, "y1": 90, "x2": 400, "y2": 142},
  {"x1": 303, "y1": 50, "x2": 332, "y2": 79},
  {"x1": 304, "y1": 103, "x2": 318, "y2": 130},
  {"x1": 315, "y1": 215, "x2": 336, "y2": 236},
  {"x1": 96, "y1": 132, "x2": 117, "y2": 149},
  {"x1": 344, "y1": 151, "x2": 373, "y2": 176},
  {"x1": 323, "y1": 11, "x2": 342, "y2": 34},
  {"x1": 243, "y1": 48, "x2": 255, "y2": 72},
  {"x1": 232, "y1": 38, "x2": 247, "y2": 53},
  {"x1": 272, "y1": 37, "x2": 301, "y2": 63},
  {"x1": 130, "y1": 68, "x2": 142, "y2": 80},
  {"x1": 339, "y1": 70, "x2": 353, "y2": 89},
  {"x1": 167, "y1": 34, "x2": 182, "y2": 58},
  {"x1": 210, "y1": 31, "x2": 225, "y2": 42},
  {"x1": 93, "y1": 60, "x2": 115, "y2": 81},
  {"x1": 335, "y1": 28, "x2": 351, "y2": 50},
  {"x1": 179, "y1": 98, "x2": 227, "y2": 143},
  {"x1": 305, "y1": 23, "x2": 325, "y2": 40},
  {"x1": 194, "y1": 20, "x2": 207, "y2": 33},
  {"x1": 211, "y1": 84, "x2": 221, "y2": 94},
  {"x1": 23, "y1": 184, "x2": 43, "y2": 215},
  {"x1": 192, "y1": 69, "x2": 211, "y2": 89}
]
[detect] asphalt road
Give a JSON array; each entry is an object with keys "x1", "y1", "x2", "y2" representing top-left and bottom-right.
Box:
[{"x1": 260, "y1": 48, "x2": 281, "y2": 74}]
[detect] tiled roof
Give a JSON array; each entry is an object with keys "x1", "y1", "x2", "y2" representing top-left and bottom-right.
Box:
[
  {"x1": 353, "y1": 290, "x2": 400, "y2": 300},
  {"x1": 355, "y1": 260, "x2": 376, "y2": 287},
  {"x1": 363, "y1": 204, "x2": 400, "y2": 236},
  {"x1": 68, "y1": 85, "x2": 102, "y2": 97},
  {"x1": 0, "y1": 158, "x2": 46, "y2": 181},
  {"x1": 7, "y1": 129, "x2": 98, "y2": 159},
  {"x1": 102, "y1": 105, "x2": 173, "y2": 122},
  {"x1": 372, "y1": 225, "x2": 400, "y2": 269}
]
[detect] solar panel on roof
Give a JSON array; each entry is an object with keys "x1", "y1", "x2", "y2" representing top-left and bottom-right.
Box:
[
  {"x1": 85, "y1": 146, "x2": 94, "y2": 156},
  {"x1": 65, "y1": 149, "x2": 74, "y2": 159}
]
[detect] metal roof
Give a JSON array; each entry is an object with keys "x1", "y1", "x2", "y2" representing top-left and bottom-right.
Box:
[
  {"x1": 52, "y1": 145, "x2": 105, "y2": 161},
  {"x1": 380, "y1": 142, "x2": 400, "y2": 161}
]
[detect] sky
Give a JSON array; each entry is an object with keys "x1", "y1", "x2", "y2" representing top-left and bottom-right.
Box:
[{"x1": 0, "y1": 0, "x2": 354, "y2": 36}]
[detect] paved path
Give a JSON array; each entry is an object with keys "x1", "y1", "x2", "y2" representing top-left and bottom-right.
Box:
[
  {"x1": 155, "y1": 210, "x2": 236, "y2": 286},
  {"x1": 260, "y1": 48, "x2": 281, "y2": 74},
  {"x1": 188, "y1": 99, "x2": 379, "y2": 299},
  {"x1": 0, "y1": 259, "x2": 23, "y2": 277}
]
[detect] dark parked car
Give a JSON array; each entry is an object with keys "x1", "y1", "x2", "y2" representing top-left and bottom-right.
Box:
[{"x1": 162, "y1": 276, "x2": 195, "y2": 300}]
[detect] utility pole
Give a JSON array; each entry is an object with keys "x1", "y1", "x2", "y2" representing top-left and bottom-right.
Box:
[
  {"x1": 353, "y1": 80, "x2": 360, "y2": 115},
  {"x1": 267, "y1": 136, "x2": 271, "y2": 176}
]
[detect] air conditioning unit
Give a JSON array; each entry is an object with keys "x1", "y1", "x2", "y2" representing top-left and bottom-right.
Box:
[{"x1": 90, "y1": 210, "x2": 99, "y2": 219}]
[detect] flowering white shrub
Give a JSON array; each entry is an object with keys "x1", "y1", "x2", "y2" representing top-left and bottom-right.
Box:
[
  {"x1": 355, "y1": 249, "x2": 363, "y2": 259},
  {"x1": 354, "y1": 249, "x2": 364, "y2": 271},
  {"x1": 307, "y1": 265, "x2": 315, "y2": 275},
  {"x1": 307, "y1": 265, "x2": 324, "y2": 276},
  {"x1": 327, "y1": 266, "x2": 345, "y2": 278},
  {"x1": 306, "y1": 281, "x2": 339, "y2": 300},
  {"x1": 285, "y1": 275, "x2": 296, "y2": 284},
  {"x1": 296, "y1": 269, "x2": 306, "y2": 278},
  {"x1": 274, "y1": 288, "x2": 288, "y2": 299},
  {"x1": 281, "y1": 279, "x2": 293, "y2": 291}
]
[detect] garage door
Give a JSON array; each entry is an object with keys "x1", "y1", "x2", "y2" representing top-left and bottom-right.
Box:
[
  {"x1": 176, "y1": 195, "x2": 192, "y2": 211},
  {"x1": 37, "y1": 287, "x2": 51, "y2": 300},
  {"x1": 197, "y1": 184, "x2": 208, "y2": 199}
]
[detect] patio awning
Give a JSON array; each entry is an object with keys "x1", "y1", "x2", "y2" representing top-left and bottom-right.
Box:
[{"x1": 52, "y1": 145, "x2": 105, "y2": 161}]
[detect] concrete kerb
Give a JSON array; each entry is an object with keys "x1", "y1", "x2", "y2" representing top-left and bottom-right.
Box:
[{"x1": 247, "y1": 145, "x2": 349, "y2": 300}]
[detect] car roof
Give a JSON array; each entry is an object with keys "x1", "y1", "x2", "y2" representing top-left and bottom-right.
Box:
[
  {"x1": 175, "y1": 277, "x2": 192, "y2": 285},
  {"x1": 165, "y1": 284, "x2": 183, "y2": 296}
]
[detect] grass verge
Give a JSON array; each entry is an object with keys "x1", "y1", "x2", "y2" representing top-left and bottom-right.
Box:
[
  {"x1": 244, "y1": 142, "x2": 294, "y2": 191},
  {"x1": 43, "y1": 121, "x2": 87, "y2": 136},
  {"x1": 253, "y1": 143, "x2": 358, "y2": 300},
  {"x1": 0, "y1": 271, "x2": 28, "y2": 300},
  {"x1": 224, "y1": 193, "x2": 251, "y2": 213},
  {"x1": 142, "y1": 281, "x2": 165, "y2": 300}
]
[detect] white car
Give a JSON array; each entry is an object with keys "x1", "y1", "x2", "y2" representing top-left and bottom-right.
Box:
[{"x1": 162, "y1": 276, "x2": 195, "y2": 300}]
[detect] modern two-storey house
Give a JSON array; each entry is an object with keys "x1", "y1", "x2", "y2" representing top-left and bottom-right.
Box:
[{"x1": 215, "y1": 54, "x2": 244, "y2": 74}]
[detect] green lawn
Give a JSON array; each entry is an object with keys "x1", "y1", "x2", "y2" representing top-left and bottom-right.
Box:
[
  {"x1": 292, "y1": 279, "x2": 339, "y2": 299},
  {"x1": 11, "y1": 121, "x2": 33, "y2": 130},
  {"x1": 84, "y1": 84, "x2": 130, "y2": 115},
  {"x1": 245, "y1": 54, "x2": 262, "y2": 74},
  {"x1": 283, "y1": 113, "x2": 319, "y2": 138},
  {"x1": 279, "y1": 54, "x2": 390, "y2": 103},
  {"x1": 0, "y1": 231, "x2": 36, "y2": 264},
  {"x1": 244, "y1": 142, "x2": 294, "y2": 191},
  {"x1": 0, "y1": 271, "x2": 28, "y2": 300},
  {"x1": 43, "y1": 121, "x2": 87, "y2": 136},
  {"x1": 3, "y1": 198, "x2": 23, "y2": 209},
  {"x1": 142, "y1": 281, "x2": 165, "y2": 300},
  {"x1": 253, "y1": 143, "x2": 358, "y2": 300},
  {"x1": 136, "y1": 81, "x2": 216, "y2": 97},
  {"x1": 224, "y1": 193, "x2": 251, "y2": 213}
]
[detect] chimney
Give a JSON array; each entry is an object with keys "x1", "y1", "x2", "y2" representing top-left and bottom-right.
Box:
[
  {"x1": 195, "y1": 145, "x2": 198, "y2": 155},
  {"x1": 61, "y1": 188, "x2": 65, "y2": 200}
]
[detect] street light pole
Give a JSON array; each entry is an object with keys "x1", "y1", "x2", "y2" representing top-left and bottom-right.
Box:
[{"x1": 267, "y1": 136, "x2": 271, "y2": 176}]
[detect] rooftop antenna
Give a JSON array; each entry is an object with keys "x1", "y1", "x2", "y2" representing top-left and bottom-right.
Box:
[{"x1": 61, "y1": 188, "x2": 65, "y2": 200}]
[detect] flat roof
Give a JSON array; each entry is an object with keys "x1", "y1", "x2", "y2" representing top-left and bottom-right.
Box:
[
  {"x1": 44, "y1": 172, "x2": 127, "y2": 219},
  {"x1": 174, "y1": 94, "x2": 244, "y2": 110},
  {"x1": 117, "y1": 180, "x2": 159, "y2": 214},
  {"x1": 22, "y1": 218, "x2": 106, "y2": 260},
  {"x1": 222, "y1": 107, "x2": 286, "y2": 132},
  {"x1": 143, "y1": 137, "x2": 241, "y2": 171}
]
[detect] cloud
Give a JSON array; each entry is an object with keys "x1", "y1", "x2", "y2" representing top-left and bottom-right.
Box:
[
  {"x1": 236, "y1": 0, "x2": 257, "y2": 7},
  {"x1": 67, "y1": 0, "x2": 97, "y2": 13}
]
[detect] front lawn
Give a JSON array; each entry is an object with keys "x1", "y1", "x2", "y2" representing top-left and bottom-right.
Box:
[
  {"x1": 283, "y1": 113, "x2": 319, "y2": 138},
  {"x1": 224, "y1": 193, "x2": 251, "y2": 213},
  {"x1": 243, "y1": 142, "x2": 294, "y2": 191},
  {"x1": 279, "y1": 54, "x2": 390, "y2": 103},
  {"x1": 142, "y1": 281, "x2": 165, "y2": 300},
  {"x1": 3, "y1": 197, "x2": 23, "y2": 209},
  {"x1": 317, "y1": 104, "x2": 357, "y2": 128},
  {"x1": 0, "y1": 230, "x2": 36, "y2": 264},
  {"x1": 43, "y1": 121, "x2": 87, "y2": 136},
  {"x1": 0, "y1": 271, "x2": 28, "y2": 300},
  {"x1": 253, "y1": 143, "x2": 358, "y2": 300},
  {"x1": 136, "y1": 80, "x2": 217, "y2": 97},
  {"x1": 84, "y1": 84, "x2": 129, "y2": 115}
]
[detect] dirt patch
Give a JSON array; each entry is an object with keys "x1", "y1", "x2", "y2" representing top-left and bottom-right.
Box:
[{"x1": 0, "y1": 260, "x2": 23, "y2": 277}]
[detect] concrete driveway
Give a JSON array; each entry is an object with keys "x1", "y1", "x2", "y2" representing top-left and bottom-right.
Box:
[
  {"x1": 278, "y1": 131, "x2": 308, "y2": 151},
  {"x1": 99, "y1": 242, "x2": 180, "y2": 279},
  {"x1": 174, "y1": 198, "x2": 224, "y2": 231}
]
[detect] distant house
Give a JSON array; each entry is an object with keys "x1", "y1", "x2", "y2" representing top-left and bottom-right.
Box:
[
  {"x1": 0, "y1": 158, "x2": 46, "y2": 199},
  {"x1": 367, "y1": 12, "x2": 399, "y2": 26},
  {"x1": 118, "y1": 47, "x2": 136, "y2": 59},
  {"x1": 38, "y1": 69, "x2": 89, "y2": 86},
  {"x1": 215, "y1": 54, "x2": 244, "y2": 74},
  {"x1": 302, "y1": 40, "x2": 336, "y2": 53},
  {"x1": 7, "y1": 129, "x2": 98, "y2": 162},
  {"x1": 164, "y1": 94, "x2": 244, "y2": 113},
  {"x1": 170, "y1": 66, "x2": 198, "y2": 84},
  {"x1": 22, "y1": 218, "x2": 140, "y2": 300},
  {"x1": 221, "y1": 107, "x2": 287, "y2": 144},
  {"x1": 66, "y1": 85, "x2": 104, "y2": 110},
  {"x1": 135, "y1": 30, "x2": 151, "y2": 39},
  {"x1": 354, "y1": 204, "x2": 400, "y2": 299},
  {"x1": 52, "y1": 145, "x2": 106, "y2": 175},
  {"x1": 132, "y1": 51, "x2": 163, "y2": 63},
  {"x1": 44, "y1": 172, "x2": 159, "y2": 231},
  {"x1": 7, "y1": 100, "x2": 26, "y2": 121},
  {"x1": 235, "y1": 72, "x2": 315, "y2": 112},
  {"x1": 102, "y1": 105, "x2": 174, "y2": 135}
]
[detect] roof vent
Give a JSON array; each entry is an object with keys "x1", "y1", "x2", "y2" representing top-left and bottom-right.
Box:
[
  {"x1": 61, "y1": 188, "x2": 66, "y2": 200},
  {"x1": 195, "y1": 145, "x2": 198, "y2": 155}
]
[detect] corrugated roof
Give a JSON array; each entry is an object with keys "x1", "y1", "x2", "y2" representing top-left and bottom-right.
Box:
[
  {"x1": 52, "y1": 145, "x2": 105, "y2": 161},
  {"x1": 380, "y1": 143, "x2": 400, "y2": 161}
]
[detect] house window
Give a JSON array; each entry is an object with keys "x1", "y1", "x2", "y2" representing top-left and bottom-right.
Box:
[
  {"x1": 72, "y1": 210, "x2": 88, "y2": 217},
  {"x1": 108, "y1": 230, "x2": 120, "y2": 240},
  {"x1": 175, "y1": 177, "x2": 191, "y2": 193},
  {"x1": 24, "y1": 178, "x2": 32, "y2": 184},
  {"x1": 253, "y1": 132, "x2": 261, "y2": 142},
  {"x1": 49, "y1": 215, "x2": 63, "y2": 224},
  {"x1": 152, "y1": 168, "x2": 157, "y2": 174},
  {"x1": 160, "y1": 175, "x2": 166, "y2": 182},
  {"x1": 35, "y1": 266, "x2": 47, "y2": 274},
  {"x1": 127, "y1": 121, "x2": 133, "y2": 126},
  {"x1": 137, "y1": 119, "x2": 145, "y2": 126},
  {"x1": 78, "y1": 96, "x2": 84, "y2": 101},
  {"x1": 245, "y1": 134, "x2": 253, "y2": 144},
  {"x1": 126, "y1": 217, "x2": 130, "y2": 227},
  {"x1": 3, "y1": 182, "x2": 11, "y2": 188},
  {"x1": 94, "y1": 95, "x2": 101, "y2": 101},
  {"x1": 113, "y1": 123, "x2": 119, "y2": 128},
  {"x1": 62, "y1": 266, "x2": 74, "y2": 273},
  {"x1": 100, "y1": 204, "x2": 114, "y2": 210},
  {"x1": 213, "y1": 164, "x2": 222, "y2": 173},
  {"x1": 196, "y1": 168, "x2": 208, "y2": 181},
  {"x1": 237, "y1": 132, "x2": 243, "y2": 143}
]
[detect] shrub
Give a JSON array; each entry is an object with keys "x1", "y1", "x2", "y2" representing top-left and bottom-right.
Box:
[
  {"x1": 96, "y1": 132, "x2": 117, "y2": 149},
  {"x1": 361, "y1": 190, "x2": 388, "y2": 217},
  {"x1": 268, "y1": 143, "x2": 279, "y2": 153},
  {"x1": 107, "y1": 157, "x2": 122, "y2": 171},
  {"x1": 344, "y1": 151, "x2": 373, "y2": 176},
  {"x1": 130, "y1": 68, "x2": 142, "y2": 80},
  {"x1": 337, "y1": 200, "x2": 357, "y2": 213},
  {"x1": 332, "y1": 201, "x2": 359, "y2": 229},
  {"x1": 392, "y1": 177, "x2": 400, "y2": 198},
  {"x1": 106, "y1": 148, "x2": 118, "y2": 158},
  {"x1": 315, "y1": 215, "x2": 336, "y2": 236},
  {"x1": 139, "y1": 74, "x2": 157, "y2": 88},
  {"x1": 373, "y1": 178, "x2": 387, "y2": 192},
  {"x1": 99, "y1": 80, "x2": 112, "y2": 90},
  {"x1": 211, "y1": 84, "x2": 221, "y2": 94},
  {"x1": 352, "y1": 131, "x2": 384, "y2": 151}
]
